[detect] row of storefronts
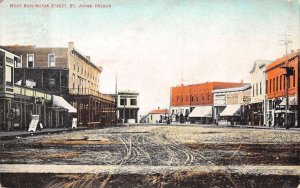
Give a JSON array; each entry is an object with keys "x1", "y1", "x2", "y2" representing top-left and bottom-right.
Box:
[
  {"x1": 0, "y1": 44, "x2": 116, "y2": 131},
  {"x1": 170, "y1": 50, "x2": 299, "y2": 127}
]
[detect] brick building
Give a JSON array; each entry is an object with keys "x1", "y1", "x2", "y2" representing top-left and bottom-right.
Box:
[
  {"x1": 170, "y1": 82, "x2": 244, "y2": 123},
  {"x1": 1, "y1": 42, "x2": 115, "y2": 128},
  {"x1": 265, "y1": 50, "x2": 299, "y2": 127}
]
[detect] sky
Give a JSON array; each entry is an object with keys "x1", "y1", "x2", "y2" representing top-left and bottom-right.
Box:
[{"x1": 0, "y1": 0, "x2": 299, "y2": 115}]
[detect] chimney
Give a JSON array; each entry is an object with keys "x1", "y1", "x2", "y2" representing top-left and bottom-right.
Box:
[{"x1": 68, "y1": 42, "x2": 74, "y2": 51}]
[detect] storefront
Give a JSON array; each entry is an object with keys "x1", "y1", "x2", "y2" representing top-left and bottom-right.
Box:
[
  {"x1": 219, "y1": 104, "x2": 242, "y2": 125},
  {"x1": 189, "y1": 106, "x2": 212, "y2": 124}
]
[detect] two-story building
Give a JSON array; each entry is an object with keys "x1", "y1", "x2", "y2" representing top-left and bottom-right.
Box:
[
  {"x1": 212, "y1": 84, "x2": 251, "y2": 126},
  {"x1": 265, "y1": 50, "x2": 299, "y2": 127},
  {"x1": 117, "y1": 90, "x2": 139, "y2": 123},
  {"x1": 0, "y1": 48, "x2": 54, "y2": 131},
  {"x1": 1, "y1": 42, "x2": 115, "y2": 128},
  {"x1": 170, "y1": 82, "x2": 245, "y2": 124},
  {"x1": 249, "y1": 60, "x2": 271, "y2": 126}
]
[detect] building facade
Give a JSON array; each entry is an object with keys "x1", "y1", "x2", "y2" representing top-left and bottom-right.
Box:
[
  {"x1": 213, "y1": 85, "x2": 251, "y2": 126},
  {"x1": 248, "y1": 60, "x2": 271, "y2": 126},
  {"x1": 1, "y1": 42, "x2": 115, "y2": 128},
  {"x1": 265, "y1": 50, "x2": 299, "y2": 127},
  {"x1": 0, "y1": 48, "x2": 56, "y2": 131},
  {"x1": 145, "y1": 109, "x2": 169, "y2": 124},
  {"x1": 117, "y1": 90, "x2": 139, "y2": 123},
  {"x1": 170, "y1": 82, "x2": 245, "y2": 123}
]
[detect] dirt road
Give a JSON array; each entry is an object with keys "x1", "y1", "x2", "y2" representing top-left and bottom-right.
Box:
[{"x1": 1, "y1": 125, "x2": 300, "y2": 187}]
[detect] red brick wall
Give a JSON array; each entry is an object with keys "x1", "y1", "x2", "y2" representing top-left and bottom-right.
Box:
[
  {"x1": 171, "y1": 82, "x2": 244, "y2": 107},
  {"x1": 266, "y1": 52, "x2": 299, "y2": 99}
]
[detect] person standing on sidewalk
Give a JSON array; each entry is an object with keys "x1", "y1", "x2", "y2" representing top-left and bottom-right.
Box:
[{"x1": 6, "y1": 109, "x2": 14, "y2": 131}]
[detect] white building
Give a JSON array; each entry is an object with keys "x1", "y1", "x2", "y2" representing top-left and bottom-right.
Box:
[
  {"x1": 212, "y1": 84, "x2": 251, "y2": 126},
  {"x1": 146, "y1": 109, "x2": 169, "y2": 124},
  {"x1": 249, "y1": 60, "x2": 271, "y2": 126},
  {"x1": 117, "y1": 90, "x2": 139, "y2": 123}
]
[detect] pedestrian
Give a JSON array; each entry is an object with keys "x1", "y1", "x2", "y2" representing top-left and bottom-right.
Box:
[{"x1": 6, "y1": 109, "x2": 14, "y2": 131}]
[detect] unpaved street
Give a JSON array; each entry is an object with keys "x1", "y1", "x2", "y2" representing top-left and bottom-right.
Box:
[{"x1": 1, "y1": 125, "x2": 300, "y2": 187}]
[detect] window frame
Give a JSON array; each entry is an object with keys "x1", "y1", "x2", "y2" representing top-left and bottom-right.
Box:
[
  {"x1": 27, "y1": 54, "x2": 34, "y2": 68},
  {"x1": 48, "y1": 54, "x2": 56, "y2": 67}
]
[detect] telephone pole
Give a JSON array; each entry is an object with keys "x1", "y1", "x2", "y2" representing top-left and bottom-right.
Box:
[
  {"x1": 115, "y1": 74, "x2": 118, "y2": 126},
  {"x1": 279, "y1": 28, "x2": 294, "y2": 129}
]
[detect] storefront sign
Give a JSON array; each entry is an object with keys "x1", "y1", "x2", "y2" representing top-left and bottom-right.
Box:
[
  {"x1": 214, "y1": 94, "x2": 226, "y2": 106},
  {"x1": 28, "y1": 115, "x2": 39, "y2": 132},
  {"x1": 226, "y1": 93, "x2": 238, "y2": 104}
]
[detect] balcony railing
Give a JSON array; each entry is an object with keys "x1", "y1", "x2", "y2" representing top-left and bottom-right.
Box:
[{"x1": 69, "y1": 88, "x2": 114, "y2": 102}]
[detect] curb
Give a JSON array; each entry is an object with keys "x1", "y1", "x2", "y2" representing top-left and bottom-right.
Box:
[{"x1": 0, "y1": 127, "x2": 88, "y2": 141}]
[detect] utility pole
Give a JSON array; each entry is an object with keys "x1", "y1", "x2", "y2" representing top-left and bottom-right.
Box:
[
  {"x1": 115, "y1": 74, "x2": 118, "y2": 126},
  {"x1": 123, "y1": 95, "x2": 126, "y2": 125},
  {"x1": 279, "y1": 28, "x2": 293, "y2": 129}
]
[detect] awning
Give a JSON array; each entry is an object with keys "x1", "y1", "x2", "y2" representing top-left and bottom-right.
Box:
[
  {"x1": 279, "y1": 97, "x2": 297, "y2": 106},
  {"x1": 189, "y1": 106, "x2": 212, "y2": 118},
  {"x1": 220, "y1": 105, "x2": 241, "y2": 116},
  {"x1": 52, "y1": 95, "x2": 77, "y2": 113}
]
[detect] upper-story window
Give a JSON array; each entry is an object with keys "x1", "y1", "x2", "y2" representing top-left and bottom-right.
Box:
[
  {"x1": 5, "y1": 65, "x2": 13, "y2": 86},
  {"x1": 260, "y1": 81, "x2": 262, "y2": 95},
  {"x1": 130, "y1": 99, "x2": 137, "y2": 105},
  {"x1": 15, "y1": 55, "x2": 22, "y2": 68},
  {"x1": 27, "y1": 54, "x2": 34, "y2": 68},
  {"x1": 120, "y1": 98, "x2": 127, "y2": 105},
  {"x1": 48, "y1": 54, "x2": 55, "y2": 67}
]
